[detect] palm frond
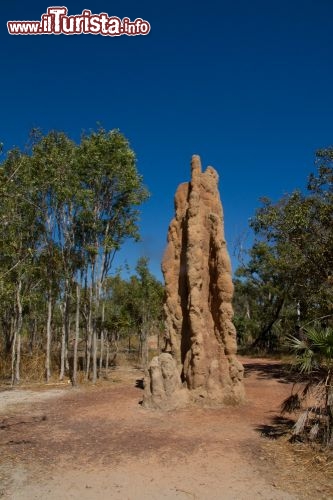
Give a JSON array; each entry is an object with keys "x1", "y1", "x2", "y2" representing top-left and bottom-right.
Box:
[
  {"x1": 328, "y1": 387, "x2": 333, "y2": 406},
  {"x1": 281, "y1": 393, "x2": 301, "y2": 414},
  {"x1": 294, "y1": 351, "x2": 316, "y2": 374},
  {"x1": 287, "y1": 326, "x2": 333, "y2": 373},
  {"x1": 285, "y1": 334, "x2": 308, "y2": 351},
  {"x1": 302, "y1": 381, "x2": 312, "y2": 397},
  {"x1": 309, "y1": 422, "x2": 320, "y2": 441},
  {"x1": 293, "y1": 410, "x2": 309, "y2": 436},
  {"x1": 304, "y1": 326, "x2": 333, "y2": 358}
]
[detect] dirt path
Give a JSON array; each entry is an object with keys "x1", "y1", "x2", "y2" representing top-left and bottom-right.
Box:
[{"x1": 0, "y1": 357, "x2": 332, "y2": 499}]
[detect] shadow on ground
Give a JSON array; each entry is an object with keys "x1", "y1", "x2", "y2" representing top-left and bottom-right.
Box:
[
  {"x1": 255, "y1": 416, "x2": 295, "y2": 440},
  {"x1": 135, "y1": 378, "x2": 144, "y2": 389},
  {"x1": 243, "y1": 361, "x2": 304, "y2": 384}
]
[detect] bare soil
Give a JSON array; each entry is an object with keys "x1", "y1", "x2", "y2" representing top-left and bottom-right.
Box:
[{"x1": 0, "y1": 357, "x2": 332, "y2": 499}]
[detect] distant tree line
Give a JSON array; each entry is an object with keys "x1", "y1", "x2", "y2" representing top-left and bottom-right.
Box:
[{"x1": 0, "y1": 128, "x2": 163, "y2": 384}]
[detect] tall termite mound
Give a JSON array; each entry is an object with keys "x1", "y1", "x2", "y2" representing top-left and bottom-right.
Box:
[{"x1": 143, "y1": 155, "x2": 244, "y2": 408}]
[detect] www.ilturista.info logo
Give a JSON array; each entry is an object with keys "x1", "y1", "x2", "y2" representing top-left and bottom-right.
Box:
[{"x1": 7, "y1": 6, "x2": 151, "y2": 36}]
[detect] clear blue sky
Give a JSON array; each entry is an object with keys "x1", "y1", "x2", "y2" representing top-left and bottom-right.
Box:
[{"x1": 2, "y1": 1, "x2": 333, "y2": 280}]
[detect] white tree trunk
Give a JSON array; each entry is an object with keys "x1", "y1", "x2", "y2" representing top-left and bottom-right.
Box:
[
  {"x1": 45, "y1": 287, "x2": 52, "y2": 382},
  {"x1": 92, "y1": 326, "x2": 97, "y2": 383},
  {"x1": 85, "y1": 281, "x2": 93, "y2": 380},
  {"x1": 59, "y1": 282, "x2": 70, "y2": 381},
  {"x1": 105, "y1": 337, "x2": 110, "y2": 379},
  {"x1": 12, "y1": 279, "x2": 23, "y2": 385},
  {"x1": 72, "y1": 282, "x2": 80, "y2": 386},
  {"x1": 98, "y1": 302, "x2": 105, "y2": 378}
]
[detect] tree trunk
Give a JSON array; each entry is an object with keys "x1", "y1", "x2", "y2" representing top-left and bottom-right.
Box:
[
  {"x1": 3, "y1": 311, "x2": 14, "y2": 355},
  {"x1": 60, "y1": 282, "x2": 70, "y2": 381},
  {"x1": 98, "y1": 302, "x2": 105, "y2": 378},
  {"x1": 245, "y1": 300, "x2": 251, "y2": 320},
  {"x1": 91, "y1": 261, "x2": 98, "y2": 383},
  {"x1": 15, "y1": 333, "x2": 21, "y2": 384},
  {"x1": 85, "y1": 282, "x2": 93, "y2": 380},
  {"x1": 140, "y1": 329, "x2": 149, "y2": 369},
  {"x1": 92, "y1": 272, "x2": 103, "y2": 383},
  {"x1": 11, "y1": 319, "x2": 17, "y2": 386},
  {"x1": 145, "y1": 329, "x2": 149, "y2": 367},
  {"x1": 45, "y1": 286, "x2": 52, "y2": 382},
  {"x1": 105, "y1": 336, "x2": 110, "y2": 379},
  {"x1": 99, "y1": 330, "x2": 104, "y2": 377},
  {"x1": 252, "y1": 296, "x2": 285, "y2": 351},
  {"x1": 60, "y1": 313, "x2": 66, "y2": 381},
  {"x1": 92, "y1": 325, "x2": 97, "y2": 383},
  {"x1": 72, "y1": 282, "x2": 80, "y2": 386},
  {"x1": 12, "y1": 279, "x2": 23, "y2": 385}
]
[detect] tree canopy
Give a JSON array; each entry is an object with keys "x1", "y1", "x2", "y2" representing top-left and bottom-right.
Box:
[
  {"x1": 234, "y1": 148, "x2": 333, "y2": 350},
  {"x1": 0, "y1": 127, "x2": 150, "y2": 383}
]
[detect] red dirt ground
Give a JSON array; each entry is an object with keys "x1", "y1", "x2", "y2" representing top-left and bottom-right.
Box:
[{"x1": 0, "y1": 357, "x2": 332, "y2": 499}]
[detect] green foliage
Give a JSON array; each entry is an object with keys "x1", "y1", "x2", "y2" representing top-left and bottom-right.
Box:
[
  {"x1": 103, "y1": 258, "x2": 164, "y2": 342},
  {"x1": 0, "y1": 127, "x2": 150, "y2": 381},
  {"x1": 282, "y1": 325, "x2": 333, "y2": 446},
  {"x1": 234, "y1": 149, "x2": 333, "y2": 351},
  {"x1": 287, "y1": 325, "x2": 333, "y2": 374}
]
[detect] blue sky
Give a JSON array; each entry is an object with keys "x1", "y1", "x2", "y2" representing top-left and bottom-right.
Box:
[{"x1": 2, "y1": 1, "x2": 333, "y2": 280}]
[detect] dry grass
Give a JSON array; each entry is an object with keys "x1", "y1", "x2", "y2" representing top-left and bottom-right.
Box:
[
  {"x1": 0, "y1": 353, "x2": 11, "y2": 381},
  {"x1": 258, "y1": 430, "x2": 333, "y2": 497},
  {"x1": 0, "y1": 349, "x2": 57, "y2": 384},
  {"x1": 0, "y1": 347, "x2": 144, "y2": 388},
  {"x1": 20, "y1": 351, "x2": 46, "y2": 382}
]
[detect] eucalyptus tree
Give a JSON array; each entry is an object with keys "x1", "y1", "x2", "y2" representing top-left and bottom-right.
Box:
[
  {"x1": 0, "y1": 148, "x2": 42, "y2": 383},
  {"x1": 76, "y1": 129, "x2": 149, "y2": 381},
  {"x1": 0, "y1": 127, "x2": 149, "y2": 383},
  {"x1": 31, "y1": 131, "x2": 82, "y2": 381},
  {"x1": 133, "y1": 257, "x2": 164, "y2": 366},
  {"x1": 105, "y1": 258, "x2": 164, "y2": 367}
]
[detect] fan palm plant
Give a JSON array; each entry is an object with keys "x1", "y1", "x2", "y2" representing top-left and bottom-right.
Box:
[{"x1": 282, "y1": 324, "x2": 333, "y2": 446}]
